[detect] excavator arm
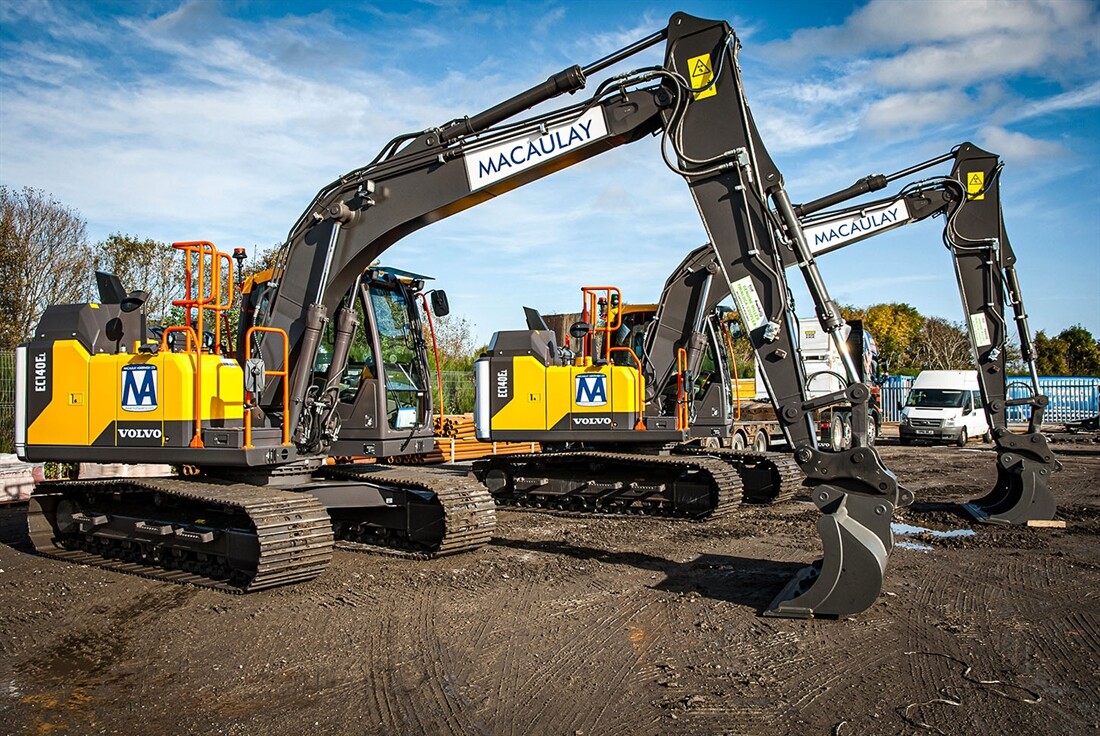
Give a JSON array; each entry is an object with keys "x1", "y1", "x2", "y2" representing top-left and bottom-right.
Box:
[{"x1": 787, "y1": 145, "x2": 1059, "y2": 524}]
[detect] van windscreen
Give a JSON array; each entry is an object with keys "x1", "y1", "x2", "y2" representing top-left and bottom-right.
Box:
[{"x1": 906, "y1": 388, "x2": 966, "y2": 408}]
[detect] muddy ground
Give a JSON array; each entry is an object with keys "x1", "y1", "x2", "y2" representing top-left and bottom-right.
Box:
[{"x1": 2, "y1": 433, "x2": 1098, "y2": 736}]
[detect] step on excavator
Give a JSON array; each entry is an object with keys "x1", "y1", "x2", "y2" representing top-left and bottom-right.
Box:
[{"x1": 19, "y1": 12, "x2": 906, "y2": 617}]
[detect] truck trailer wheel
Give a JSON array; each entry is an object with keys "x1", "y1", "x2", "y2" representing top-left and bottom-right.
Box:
[
  {"x1": 731, "y1": 432, "x2": 747, "y2": 450},
  {"x1": 867, "y1": 414, "x2": 878, "y2": 446},
  {"x1": 752, "y1": 430, "x2": 768, "y2": 452}
]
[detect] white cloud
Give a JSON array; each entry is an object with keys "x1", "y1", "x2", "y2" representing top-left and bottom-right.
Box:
[
  {"x1": 869, "y1": 35, "x2": 1055, "y2": 89},
  {"x1": 770, "y1": 0, "x2": 1097, "y2": 59},
  {"x1": 976, "y1": 126, "x2": 1066, "y2": 162},
  {"x1": 862, "y1": 90, "x2": 975, "y2": 133},
  {"x1": 1010, "y1": 81, "x2": 1100, "y2": 122}
]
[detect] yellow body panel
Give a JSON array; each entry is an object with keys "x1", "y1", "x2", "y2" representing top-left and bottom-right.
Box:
[
  {"x1": 492, "y1": 356, "x2": 643, "y2": 432},
  {"x1": 155, "y1": 353, "x2": 245, "y2": 422},
  {"x1": 27, "y1": 340, "x2": 91, "y2": 446},
  {"x1": 493, "y1": 356, "x2": 551, "y2": 429},
  {"x1": 27, "y1": 339, "x2": 244, "y2": 449}
]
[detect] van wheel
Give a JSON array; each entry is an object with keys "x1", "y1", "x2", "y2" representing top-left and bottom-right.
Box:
[
  {"x1": 956, "y1": 428, "x2": 968, "y2": 447},
  {"x1": 731, "y1": 432, "x2": 747, "y2": 451},
  {"x1": 867, "y1": 414, "x2": 879, "y2": 446},
  {"x1": 752, "y1": 430, "x2": 769, "y2": 453},
  {"x1": 983, "y1": 430, "x2": 992, "y2": 443}
]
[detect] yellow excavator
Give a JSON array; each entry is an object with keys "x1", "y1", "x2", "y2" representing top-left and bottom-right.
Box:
[{"x1": 19, "y1": 12, "x2": 915, "y2": 617}]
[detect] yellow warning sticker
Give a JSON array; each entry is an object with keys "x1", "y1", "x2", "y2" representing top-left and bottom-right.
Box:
[
  {"x1": 687, "y1": 53, "x2": 717, "y2": 100},
  {"x1": 967, "y1": 171, "x2": 985, "y2": 200}
]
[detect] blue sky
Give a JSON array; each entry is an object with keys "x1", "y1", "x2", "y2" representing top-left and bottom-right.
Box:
[{"x1": 2, "y1": 0, "x2": 1098, "y2": 345}]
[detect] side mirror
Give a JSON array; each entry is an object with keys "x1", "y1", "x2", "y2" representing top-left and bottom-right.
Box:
[
  {"x1": 430, "y1": 290, "x2": 450, "y2": 317},
  {"x1": 963, "y1": 406, "x2": 973, "y2": 416},
  {"x1": 896, "y1": 401, "x2": 904, "y2": 411}
]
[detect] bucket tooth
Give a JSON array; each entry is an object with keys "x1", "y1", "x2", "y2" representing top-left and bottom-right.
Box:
[{"x1": 766, "y1": 490, "x2": 893, "y2": 619}]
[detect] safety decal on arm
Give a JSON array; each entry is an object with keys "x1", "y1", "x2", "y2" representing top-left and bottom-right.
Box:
[
  {"x1": 687, "y1": 54, "x2": 717, "y2": 100},
  {"x1": 731, "y1": 276, "x2": 767, "y2": 332},
  {"x1": 966, "y1": 171, "x2": 985, "y2": 201}
]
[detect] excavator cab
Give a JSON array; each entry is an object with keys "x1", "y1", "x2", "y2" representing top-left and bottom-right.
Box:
[{"x1": 324, "y1": 267, "x2": 439, "y2": 453}]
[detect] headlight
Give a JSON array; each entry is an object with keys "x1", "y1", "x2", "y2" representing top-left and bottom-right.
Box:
[
  {"x1": 900, "y1": 416, "x2": 909, "y2": 427},
  {"x1": 944, "y1": 417, "x2": 957, "y2": 427}
]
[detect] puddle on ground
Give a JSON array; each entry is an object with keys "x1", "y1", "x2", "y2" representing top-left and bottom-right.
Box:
[
  {"x1": 891, "y1": 522, "x2": 976, "y2": 538},
  {"x1": 891, "y1": 522, "x2": 975, "y2": 551}
]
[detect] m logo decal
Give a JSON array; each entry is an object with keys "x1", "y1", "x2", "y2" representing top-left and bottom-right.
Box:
[
  {"x1": 121, "y1": 364, "x2": 158, "y2": 413},
  {"x1": 575, "y1": 374, "x2": 608, "y2": 407}
]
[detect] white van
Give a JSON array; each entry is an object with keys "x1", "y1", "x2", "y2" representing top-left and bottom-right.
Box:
[{"x1": 899, "y1": 370, "x2": 991, "y2": 446}]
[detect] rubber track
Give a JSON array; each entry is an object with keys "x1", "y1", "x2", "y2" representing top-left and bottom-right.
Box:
[
  {"x1": 319, "y1": 464, "x2": 496, "y2": 557},
  {"x1": 672, "y1": 448, "x2": 805, "y2": 505},
  {"x1": 27, "y1": 478, "x2": 333, "y2": 593},
  {"x1": 480, "y1": 451, "x2": 743, "y2": 519}
]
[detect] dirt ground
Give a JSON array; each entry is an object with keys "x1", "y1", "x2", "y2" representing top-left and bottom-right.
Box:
[{"x1": 2, "y1": 432, "x2": 1098, "y2": 736}]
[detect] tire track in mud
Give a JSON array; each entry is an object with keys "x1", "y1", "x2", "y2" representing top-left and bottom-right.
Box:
[
  {"x1": 517, "y1": 590, "x2": 663, "y2": 736},
  {"x1": 899, "y1": 550, "x2": 1100, "y2": 734},
  {"x1": 708, "y1": 614, "x2": 900, "y2": 731},
  {"x1": 459, "y1": 582, "x2": 667, "y2": 736},
  {"x1": 367, "y1": 610, "x2": 405, "y2": 732},
  {"x1": 482, "y1": 579, "x2": 539, "y2": 736},
  {"x1": 410, "y1": 584, "x2": 491, "y2": 736}
]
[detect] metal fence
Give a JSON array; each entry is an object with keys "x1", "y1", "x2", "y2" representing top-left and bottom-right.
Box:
[
  {"x1": 0, "y1": 351, "x2": 13, "y2": 453},
  {"x1": 434, "y1": 370, "x2": 477, "y2": 415},
  {"x1": 880, "y1": 375, "x2": 1100, "y2": 424}
]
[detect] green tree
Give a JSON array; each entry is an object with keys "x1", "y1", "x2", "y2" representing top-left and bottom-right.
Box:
[
  {"x1": 1036, "y1": 325, "x2": 1100, "y2": 376},
  {"x1": 424, "y1": 312, "x2": 480, "y2": 413},
  {"x1": 0, "y1": 186, "x2": 91, "y2": 349},
  {"x1": 844, "y1": 303, "x2": 924, "y2": 372}
]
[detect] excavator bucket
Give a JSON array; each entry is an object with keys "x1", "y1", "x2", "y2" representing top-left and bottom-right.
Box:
[
  {"x1": 963, "y1": 438, "x2": 1059, "y2": 525},
  {"x1": 765, "y1": 487, "x2": 899, "y2": 618}
]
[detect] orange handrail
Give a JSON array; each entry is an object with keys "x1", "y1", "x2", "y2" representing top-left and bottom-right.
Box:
[
  {"x1": 244, "y1": 326, "x2": 290, "y2": 447},
  {"x1": 609, "y1": 346, "x2": 646, "y2": 431},
  {"x1": 171, "y1": 241, "x2": 235, "y2": 355},
  {"x1": 580, "y1": 286, "x2": 622, "y2": 363},
  {"x1": 166, "y1": 241, "x2": 238, "y2": 448},
  {"x1": 676, "y1": 348, "x2": 689, "y2": 430}
]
